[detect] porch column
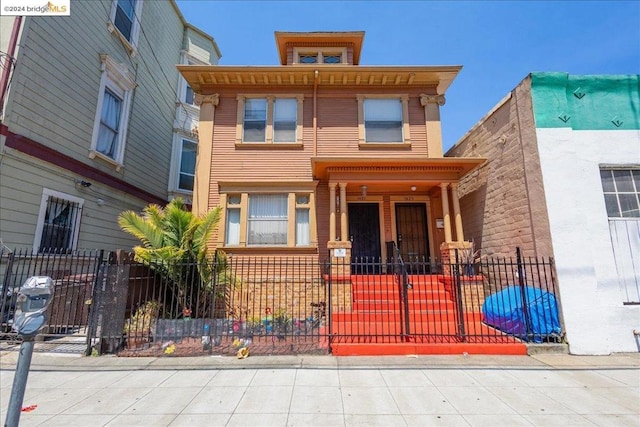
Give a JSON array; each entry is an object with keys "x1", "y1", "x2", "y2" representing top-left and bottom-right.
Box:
[
  {"x1": 339, "y1": 182, "x2": 348, "y2": 241},
  {"x1": 440, "y1": 183, "x2": 452, "y2": 243},
  {"x1": 451, "y1": 182, "x2": 464, "y2": 242},
  {"x1": 420, "y1": 94, "x2": 446, "y2": 158},
  {"x1": 329, "y1": 182, "x2": 337, "y2": 241}
]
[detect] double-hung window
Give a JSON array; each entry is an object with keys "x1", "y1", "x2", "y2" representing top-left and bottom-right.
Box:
[
  {"x1": 243, "y1": 99, "x2": 267, "y2": 142},
  {"x1": 273, "y1": 99, "x2": 297, "y2": 143},
  {"x1": 364, "y1": 99, "x2": 403, "y2": 142},
  {"x1": 34, "y1": 189, "x2": 84, "y2": 254},
  {"x1": 109, "y1": 0, "x2": 143, "y2": 51},
  {"x1": 221, "y1": 189, "x2": 316, "y2": 248},
  {"x1": 236, "y1": 96, "x2": 303, "y2": 145},
  {"x1": 357, "y1": 95, "x2": 410, "y2": 146},
  {"x1": 90, "y1": 55, "x2": 136, "y2": 169},
  {"x1": 96, "y1": 88, "x2": 123, "y2": 159}
]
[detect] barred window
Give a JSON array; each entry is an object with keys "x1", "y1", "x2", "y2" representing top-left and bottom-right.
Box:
[{"x1": 35, "y1": 190, "x2": 84, "y2": 253}]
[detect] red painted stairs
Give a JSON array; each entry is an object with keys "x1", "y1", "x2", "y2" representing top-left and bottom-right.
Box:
[{"x1": 329, "y1": 274, "x2": 527, "y2": 356}]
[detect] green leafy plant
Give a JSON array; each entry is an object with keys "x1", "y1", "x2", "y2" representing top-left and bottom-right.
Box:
[
  {"x1": 124, "y1": 300, "x2": 160, "y2": 336},
  {"x1": 118, "y1": 198, "x2": 234, "y2": 318}
]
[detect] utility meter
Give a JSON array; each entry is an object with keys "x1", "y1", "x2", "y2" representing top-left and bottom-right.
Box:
[{"x1": 11, "y1": 276, "x2": 55, "y2": 337}]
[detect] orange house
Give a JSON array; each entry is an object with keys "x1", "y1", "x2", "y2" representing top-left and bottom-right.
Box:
[{"x1": 179, "y1": 32, "x2": 483, "y2": 266}]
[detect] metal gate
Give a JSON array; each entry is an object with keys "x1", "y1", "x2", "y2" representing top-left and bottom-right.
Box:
[{"x1": 0, "y1": 248, "x2": 104, "y2": 353}]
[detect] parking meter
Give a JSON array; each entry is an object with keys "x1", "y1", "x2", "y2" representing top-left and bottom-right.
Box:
[
  {"x1": 5, "y1": 276, "x2": 54, "y2": 427},
  {"x1": 12, "y1": 276, "x2": 55, "y2": 337}
]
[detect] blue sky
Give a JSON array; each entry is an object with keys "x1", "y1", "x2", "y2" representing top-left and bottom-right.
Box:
[{"x1": 175, "y1": 0, "x2": 640, "y2": 151}]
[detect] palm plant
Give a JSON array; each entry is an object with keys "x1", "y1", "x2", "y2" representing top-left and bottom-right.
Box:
[{"x1": 118, "y1": 198, "x2": 228, "y2": 318}]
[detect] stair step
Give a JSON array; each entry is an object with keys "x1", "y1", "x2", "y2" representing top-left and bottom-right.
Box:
[
  {"x1": 352, "y1": 289, "x2": 448, "y2": 298},
  {"x1": 332, "y1": 312, "x2": 483, "y2": 323},
  {"x1": 352, "y1": 301, "x2": 455, "y2": 311}
]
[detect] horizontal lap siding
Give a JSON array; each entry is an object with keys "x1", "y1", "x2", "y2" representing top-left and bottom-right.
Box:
[
  {"x1": 4, "y1": 1, "x2": 183, "y2": 198},
  {"x1": 210, "y1": 95, "x2": 315, "y2": 189},
  {"x1": 317, "y1": 98, "x2": 358, "y2": 154},
  {"x1": 0, "y1": 153, "x2": 140, "y2": 251},
  {"x1": 122, "y1": 1, "x2": 183, "y2": 195}
]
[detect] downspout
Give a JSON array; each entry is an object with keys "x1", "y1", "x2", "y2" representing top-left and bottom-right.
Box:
[
  {"x1": 0, "y1": 16, "x2": 22, "y2": 116},
  {"x1": 313, "y1": 69, "x2": 318, "y2": 156}
]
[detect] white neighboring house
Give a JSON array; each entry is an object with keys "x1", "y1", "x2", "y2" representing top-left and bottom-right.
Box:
[
  {"x1": 447, "y1": 72, "x2": 640, "y2": 355},
  {"x1": 0, "y1": 1, "x2": 220, "y2": 253}
]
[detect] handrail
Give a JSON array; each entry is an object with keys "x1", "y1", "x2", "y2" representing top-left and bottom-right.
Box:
[{"x1": 390, "y1": 241, "x2": 411, "y2": 338}]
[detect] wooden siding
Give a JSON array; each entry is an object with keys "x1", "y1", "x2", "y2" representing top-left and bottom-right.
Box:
[
  {"x1": 2, "y1": 0, "x2": 184, "y2": 198},
  {"x1": 0, "y1": 152, "x2": 139, "y2": 250},
  {"x1": 0, "y1": 1, "x2": 204, "y2": 251}
]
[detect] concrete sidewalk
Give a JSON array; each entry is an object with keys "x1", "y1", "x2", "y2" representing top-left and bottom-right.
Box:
[{"x1": 1, "y1": 352, "x2": 638, "y2": 426}]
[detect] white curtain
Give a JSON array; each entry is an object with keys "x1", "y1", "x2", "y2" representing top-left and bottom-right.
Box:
[
  {"x1": 226, "y1": 208, "x2": 240, "y2": 245},
  {"x1": 248, "y1": 194, "x2": 288, "y2": 245},
  {"x1": 296, "y1": 208, "x2": 310, "y2": 246},
  {"x1": 97, "y1": 89, "x2": 121, "y2": 158}
]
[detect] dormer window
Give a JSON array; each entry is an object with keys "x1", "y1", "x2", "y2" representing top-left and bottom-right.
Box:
[{"x1": 293, "y1": 48, "x2": 347, "y2": 65}]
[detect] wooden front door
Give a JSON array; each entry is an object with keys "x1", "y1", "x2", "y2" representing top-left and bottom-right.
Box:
[
  {"x1": 348, "y1": 203, "x2": 381, "y2": 273},
  {"x1": 395, "y1": 204, "x2": 430, "y2": 271}
]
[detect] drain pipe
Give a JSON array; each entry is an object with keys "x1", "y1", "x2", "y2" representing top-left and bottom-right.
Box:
[
  {"x1": 313, "y1": 69, "x2": 318, "y2": 156},
  {"x1": 0, "y1": 16, "x2": 22, "y2": 116}
]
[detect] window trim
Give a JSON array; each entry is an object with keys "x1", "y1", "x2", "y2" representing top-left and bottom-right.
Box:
[
  {"x1": 89, "y1": 54, "x2": 136, "y2": 170},
  {"x1": 357, "y1": 94, "x2": 411, "y2": 147},
  {"x1": 33, "y1": 189, "x2": 84, "y2": 254},
  {"x1": 107, "y1": 0, "x2": 144, "y2": 55},
  {"x1": 235, "y1": 95, "x2": 304, "y2": 147},
  {"x1": 217, "y1": 183, "x2": 318, "y2": 249}
]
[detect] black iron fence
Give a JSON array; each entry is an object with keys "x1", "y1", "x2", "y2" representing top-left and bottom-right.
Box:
[
  {"x1": 0, "y1": 247, "x2": 564, "y2": 356},
  {"x1": 0, "y1": 248, "x2": 103, "y2": 352}
]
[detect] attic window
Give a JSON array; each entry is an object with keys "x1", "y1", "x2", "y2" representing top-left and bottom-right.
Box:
[
  {"x1": 299, "y1": 54, "x2": 317, "y2": 64},
  {"x1": 323, "y1": 54, "x2": 341, "y2": 64},
  {"x1": 293, "y1": 48, "x2": 347, "y2": 65}
]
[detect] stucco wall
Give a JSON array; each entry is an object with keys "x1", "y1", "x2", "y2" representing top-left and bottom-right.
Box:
[
  {"x1": 532, "y1": 72, "x2": 640, "y2": 355},
  {"x1": 537, "y1": 128, "x2": 640, "y2": 354}
]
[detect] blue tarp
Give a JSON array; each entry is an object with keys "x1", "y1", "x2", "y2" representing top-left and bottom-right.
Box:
[{"x1": 482, "y1": 285, "x2": 561, "y2": 343}]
